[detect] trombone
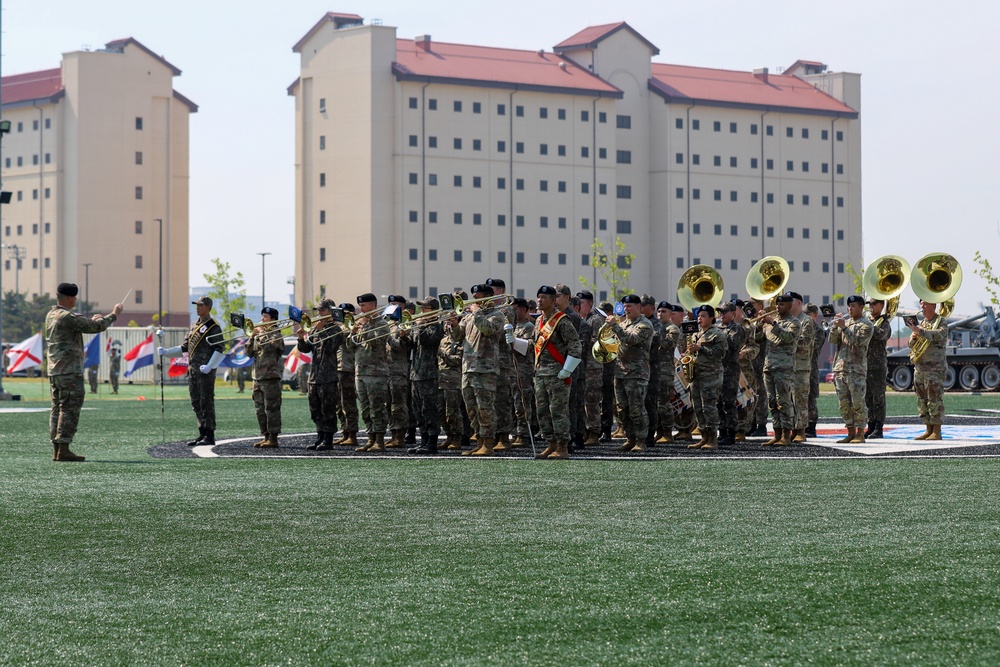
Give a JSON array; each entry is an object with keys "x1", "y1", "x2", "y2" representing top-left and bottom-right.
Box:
[
  {"x1": 207, "y1": 313, "x2": 254, "y2": 345},
  {"x1": 300, "y1": 309, "x2": 346, "y2": 344},
  {"x1": 454, "y1": 293, "x2": 514, "y2": 312}
]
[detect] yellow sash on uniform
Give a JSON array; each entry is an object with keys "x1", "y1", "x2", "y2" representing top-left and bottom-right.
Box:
[{"x1": 188, "y1": 318, "x2": 217, "y2": 355}]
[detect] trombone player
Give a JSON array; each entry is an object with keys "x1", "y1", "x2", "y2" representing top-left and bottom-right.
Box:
[
  {"x1": 907, "y1": 299, "x2": 948, "y2": 440},
  {"x1": 247, "y1": 307, "x2": 286, "y2": 448},
  {"x1": 829, "y1": 296, "x2": 873, "y2": 443},
  {"x1": 296, "y1": 299, "x2": 343, "y2": 450}
]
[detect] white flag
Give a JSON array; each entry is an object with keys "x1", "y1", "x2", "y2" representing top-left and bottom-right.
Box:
[{"x1": 6, "y1": 333, "x2": 43, "y2": 374}]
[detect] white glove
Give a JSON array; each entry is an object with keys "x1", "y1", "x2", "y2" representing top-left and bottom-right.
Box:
[
  {"x1": 557, "y1": 368, "x2": 572, "y2": 380},
  {"x1": 504, "y1": 324, "x2": 514, "y2": 345},
  {"x1": 200, "y1": 350, "x2": 226, "y2": 374},
  {"x1": 199, "y1": 364, "x2": 212, "y2": 374},
  {"x1": 558, "y1": 355, "x2": 583, "y2": 380},
  {"x1": 158, "y1": 345, "x2": 182, "y2": 357}
]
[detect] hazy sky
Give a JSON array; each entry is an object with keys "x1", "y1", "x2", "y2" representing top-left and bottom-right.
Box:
[{"x1": 7, "y1": 0, "x2": 999, "y2": 314}]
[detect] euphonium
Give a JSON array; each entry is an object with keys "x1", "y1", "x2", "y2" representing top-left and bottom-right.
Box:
[{"x1": 909, "y1": 253, "x2": 962, "y2": 364}]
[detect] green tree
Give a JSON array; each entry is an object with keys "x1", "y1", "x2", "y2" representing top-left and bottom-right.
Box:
[
  {"x1": 0, "y1": 292, "x2": 70, "y2": 341},
  {"x1": 973, "y1": 251, "x2": 999, "y2": 307},
  {"x1": 202, "y1": 258, "x2": 249, "y2": 333},
  {"x1": 578, "y1": 236, "x2": 635, "y2": 301}
]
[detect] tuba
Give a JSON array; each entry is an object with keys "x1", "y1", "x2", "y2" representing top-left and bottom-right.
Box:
[
  {"x1": 745, "y1": 256, "x2": 790, "y2": 306},
  {"x1": 909, "y1": 253, "x2": 962, "y2": 364},
  {"x1": 863, "y1": 254, "x2": 911, "y2": 327},
  {"x1": 676, "y1": 265, "x2": 724, "y2": 374}
]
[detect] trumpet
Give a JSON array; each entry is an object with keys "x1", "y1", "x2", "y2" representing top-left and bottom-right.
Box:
[{"x1": 207, "y1": 314, "x2": 254, "y2": 345}]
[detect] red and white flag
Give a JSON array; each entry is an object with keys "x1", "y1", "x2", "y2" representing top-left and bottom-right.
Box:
[
  {"x1": 6, "y1": 333, "x2": 43, "y2": 374},
  {"x1": 284, "y1": 348, "x2": 311, "y2": 374},
  {"x1": 124, "y1": 333, "x2": 155, "y2": 377},
  {"x1": 168, "y1": 354, "x2": 190, "y2": 378}
]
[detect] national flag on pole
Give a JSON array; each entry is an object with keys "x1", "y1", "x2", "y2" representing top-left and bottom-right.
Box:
[
  {"x1": 84, "y1": 335, "x2": 101, "y2": 369},
  {"x1": 168, "y1": 354, "x2": 189, "y2": 378},
  {"x1": 6, "y1": 333, "x2": 43, "y2": 374},
  {"x1": 123, "y1": 333, "x2": 155, "y2": 377},
  {"x1": 284, "y1": 348, "x2": 311, "y2": 374}
]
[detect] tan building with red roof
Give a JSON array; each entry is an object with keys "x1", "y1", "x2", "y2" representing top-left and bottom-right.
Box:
[
  {"x1": 0, "y1": 39, "x2": 195, "y2": 325},
  {"x1": 291, "y1": 15, "x2": 860, "y2": 307}
]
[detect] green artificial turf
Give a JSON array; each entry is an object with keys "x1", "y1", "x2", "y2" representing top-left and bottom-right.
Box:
[{"x1": 2, "y1": 379, "x2": 999, "y2": 665}]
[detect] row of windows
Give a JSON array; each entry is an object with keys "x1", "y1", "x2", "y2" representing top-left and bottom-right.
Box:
[
  {"x1": 404, "y1": 172, "x2": 634, "y2": 196},
  {"x1": 0, "y1": 188, "x2": 52, "y2": 203},
  {"x1": 405, "y1": 97, "x2": 610, "y2": 124},
  {"x1": 3, "y1": 154, "x2": 53, "y2": 168},
  {"x1": 676, "y1": 222, "x2": 845, "y2": 240},
  {"x1": 3, "y1": 222, "x2": 52, "y2": 236},
  {"x1": 404, "y1": 136, "x2": 627, "y2": 163},
  {"x1": 676, "y1": 153, "x2": 844, "y2": 174},
  {"x1": 5, "y1": 118, "x2": 53, "y2": 132},
  {"x1": 674, "y1": 256, "x2": 846, "y2": 274},
  {"x1": 4, "y1": 257, "x2": 51, "y2": 269},
  {"x1": 673, "y1": 117, "x2": 845, "y2": 141},
  {"x1": 676, "y1": 188, "x2": 846, "y2": 207}
]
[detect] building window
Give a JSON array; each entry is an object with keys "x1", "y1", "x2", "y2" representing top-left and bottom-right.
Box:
[
  {"x1": 429, "y1": 212, "x2": 438, "y2": 223},
  {"x1": 837, "y1": 164, "x2": 844, "y2": 175},
  {"x1": 713, "y1": 121, "x2": 721, "y2": 132},
  {"x1": 409, "y1": 135, "x2": 418, "y2": 147},
  {"x1": 787, "y1": 194, "x2": 794, "y2": 205},
  {"x1": 135, "y1": 255, "x2": 143, "y2": 269},
  {"x1": 516, "y1": 215, "x2": 525, "y2": 227},
  {"x1": 516, "y1": 178, "x2": 524, "y2": 190},
  {"x1": 558, "y1": 217, "x2": 566, "y2": 229},
  {"x1": 497, "y1": 214, "x2": 506, "y2": 226},
  {"x1": 428, "y1": 99, "x2": 437, "y2": 110},
  {"x1": 617, "y1": 150, "x2": 632, "y2": 164},
  {"x1": 429, "y1": 174, "x2": 438, "y2": 186},
  {"x1": 714, "y1": 156, "x2": 722, "y2": 167},
  {"x1": 581, "y1": 254, "x2": 590, "y2": 266},
  {"x1": 823, "y1": 262, "x2": 830, "y2": 273},
  {"x1": 454, "y1": 175, "x2": 462, "y2": 187},
  {"x1": 409, "y1": 97, "x2": 418, "y2": 109},
  {"x1": 516, "y1": 252, "x2": 525, "y2": 263},
  {"x1": 676, "y1": 188, "x2": 684, "y2": 199},
  {"x1": 319, "y1": 173, "x2": 326, "y2": 187},
  {"x1": 557, "y1": 145, "x2": 567, "y2": 157},
  {"x1": 730, "y1": 122, "x2": 737, "y2": 133},
  {"x1": 766, "y1": 125, "x2": 773, "y2": 136},
  {"x1": 539, "y1": 107, "x2": 548, "y2": 119},
  {"x1": 473, "y1": 102, "x2": 481, "y2": 114},
  {"x1": 616, "y1": 255, "x2": 631, "y2": 269},
  {"x1": 473, "y1": 176, "x2": 482, "y2": 188},
  {"x1": 558, "y1": 181, "x2": 566, "y2": 193},
  {"x1": 454, "y1": 212, "x2": 463, "y2": 224},
  {"x1": 786, "y1": 161, "x2": 794, "y2": 172},
  {"x1": 616, "y1": 185, "x2": 631, "y2": 199},
  {"x1": 599, "y1": 219, "x2": 607, "y2": 231},
  {"x1": 713, "y1": 190, "x2": 722, "y2": 201},
  {"x1": 802, "y1": 162, "x2": 809, "y2": 172},
  {"x1": 693, "y1": 224, "x2": 701, "y2": 234},
  {"x1": 822, "y1": 163, "x2": 829, "y2": 173},
  {"x1": 497, "y1": 177, "x2": 506, "y2": 189},
  {"x1": 822, "y1": 196, "x2": 830, "y2": 207},
  {"x1": 581, "y1": 110, "x2": 590, "y2": 122},
  {"x1": 429, "y1": 136, "x2": 438, "y2": 148},
  {"x1": 714, "y1": 224, "x2": 722, "y2": 235},
  {"x1": 837, "y1": 197, "x2": 845, "y2": 207},
  {"x1": 837, "y1": 131, "x2": 844, "y2": 141},
  {"x1": 616, "y1": 115, "x2": 631, "y2": 129},
  {"x1": 581, "y1": 183, "x2": 589, "y2": 194},
  {"x1": 599, "y1": 112, "x2": 607, "y2": 123},
  {"x1": 319, "y1": 136, "x2": 326, "y2": 150},
  {"x1": 692, "y1": 189, "x2": 700, "y2": 200},
  {"x1": 135, "y1": 220, "x2": 143, "y2": 234},
  {"x1": 135, "y1": 151, "x2": 143, "y2": 165},
  {"x1": 714, "y1": 259, "x2": 722, "y2": 269},
  {"x1": 693, "y1": 154, "x2": 700, "y2": 165},
  {"x1": 751, "y1": 124, "x2": 758, "y2": 135},
  {"x1": 803, "y1": 261, "x2": 810, "y2": 272},
  {"x1": 44, "y1": 188, "x2": 50, "y2": 199},
  {"x1": 787, "y1": 228, "x2": 795, "y2": 238},
  {"x1": 692, "y1": 119, "x2": 700, "y2": 130},
  {"x1": 731, "y1": 259, "x2": 739, "y2": 270},
  {"x1": 454, "y1": 138, "x2": 462, "y2": 150},
  {"x1": 497, "y1": 104, "x2": 506, "y2": 115},
  {"x1": 540, "y1": 180, "x2": 548, "y2": 192},
  {"x1": 409, "y1": 248, "x2": 418, "y2": 260},
  {"x1": 803, "y1": 195, "x2": 810, "y2": 206},
  {"x1": 786, "y1": 127, "x2": 794, "y2": 137},
  {"x1": 319, "y1": 248, "x2": 326, "y2": 262},
  {"x1": 454, "y1": 250, "x2": 463, "y2": 262},
  {"x1": 766, "y1": 193, "x2": 774, "y2": 204},
  {"x1": 409, "y1": 210, "x2": 418, "y2": 223},
  {"x1": 540, "y1": 216, "x2": 548, "y2": 228},
  {"x1": 616, "y1": 220, "x2": 632, "y2": 234},
  {"x1": 319, "y1": 98, "x2": 327, "y2": 112},
  {"x1": 515, "y1": 142, "x2": 524, "y2": 154},
  {"x1": 516, "y1": 105, "x2": 524, "y2": 117},
  {"x1": 540, "y1": 253, "x2": 548, "y2": 264},
  {"x1": 766, "y1": 227, "x2": 775, "y2": 238},
  {"x1": 428, "y1": 249, "x2": 437, "y2": 261},
  {"x1": 823, "y1": 229, "x2": 830, "y2": 240},
  {"x1": 730, "y1": 191, "x2": 738, "y2": 202},
  {"x1": 730, "y1": 157, "x2": 737, "y2": 168},
  {"x1": 751, "y1": 226, "x2": 758, "y2": 237},
  {"x1": 676, "y1": 223, "x2": 684, "y2": 233},
  {"x1": 557, "y1": 108, "x2": 566, "y2": 120},
  {"x1": 474, "y1": 250, "x2": 482, "y2": 262},
  {"x1": 802, "y1": 128, "x2": 810, "y2": 139},
  {"x1": 45, "y1": 118, "x2": 51, "y2": 129},
  {"x1": 838, "y1": 263, "x2": 845, "y2": 273},
  {"x1": 453, "y1": 100, "x2": 462, "y2": 112},
  {"x1": 135, "y1": 117, "x2": 143, "y2": 130},
  {"x1": 837, "y1": 230, "x2": 845, "y2": 240},
  {"x1": 675, "y1": 153, "x2": 684, "y2": 164},
  {"x1": 581, "y1": 146, "x2": 590, "y2": 158},
  {"x1": 822, "y1": 129, "x2": 829, "y2": 140},
  {"x1": 766, "y1": 159, "x2": 774, "y2": 170},
  {"x1": 473, "y1": 139, "x2": 481, "y2": 151},
  {"x1": 497, "y1": 140, "x2": 506, "y2": 152},
  {"x1": 803, "y1": 228, "x2": 810, "y2": 239},
  {"x1": 135, "y1": 187, "x2": 143, "y2": 200},
  {"x1": 498, "y1": 251, "x2": 506, "y2": 263},
  {"x1": 473, "y1": 213, "x2": 482, "y2": 225},
  {"x1": 751, "y1": 192, "x2": 758, "y2": 203},
  {"x1": 582, "y1": 218, "x2": 590, "y2": 230}
]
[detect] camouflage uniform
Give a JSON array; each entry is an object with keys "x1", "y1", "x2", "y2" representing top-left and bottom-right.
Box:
[
  {"x1": 763, "y1": 314, "x2": 799, "y2": 431},
  {"x1": 532, "y1": 310, "x2": 582, "y2": 443},
  {"x1": 583, "y1": 311, "x2": 605, "y2": 436},
  {"x1": 183, "y1": 315, "x2": 225, "y2": 433},
  {"x1": 512, "y1": 318, "x2": 537, "y2": 439},
  {"x1": 386, "y1": 329, "x2": 413, "y2": 431},
  {"x1": 612, "y1": 316, "x2": 654, "y2": 441},
  {"x1": 793, "y1": 312, "x2": 816, "y2": 431},
  {"x1": 409, "y1": 321, "x2": 444, "y2": 439},
  {"x1": 453, "y1": 307, "x2": 506, "y2": 438},
  {"x1": 717, "y1": 319, "x2": 746, "y2": 437},
  {"x1": 354, "y1": 317, "x2": 391, "y2": 434},
  {"x1": 296, "y1": 361, "x2": 311, "y2": 394},
  {"x1": 87, "y1": 365, "x2": 98, "y2": 393},
  {"x1": 736, "y1": 321, "x2": 761, "y2": 435},
  {"x1": 909, "y1": 314, "x2": 948, "y2": 426},
  {"x1": 644, "y1": 318, "x2": 663, "y2": 442},
  {"x1": 298, "y1": 326, "x2": 342, "y2": 434},
  {"x1": 601, "y1": 358, "x2": 615, "y2": 436},
  {"x1": 247, "y1": 328, "x2": 285, "y2": 437},
  {"x1": 109, "y1": 350, "x2": 121, "y2": 393},
  {"x1": 830, "y1": 316, "x2": 873, "y2": 428},
  {"x1": 690, "y1": 325, "x2": 727, "y2": 430},
  {"x1": 45, "y1": 306, "x2": 117, "y2": 447},
  {"x1": 656, "y1": 322, "x2": 682, "y2": 435},
  {"x1": 563, "y1": 307, "x2": 586, "y2": 443},
  {"x1": 437, "y1": 329, "x2": 464, "y2": 440},
  {"x1": 865, "y1": 314, "x2": 891, "y2": 425},
  {"x1": 752, "y1": 328, "x2": 769, "y2": 430},
  {"x1": 810, "y1": 322, "x2": 828, "y2": 426},
  {"x1": 493, "y1": 304, "x2": 516, "y2": 439},
  {"x1": 336, "y1": 326, "x2": 359, "y2": 432}
]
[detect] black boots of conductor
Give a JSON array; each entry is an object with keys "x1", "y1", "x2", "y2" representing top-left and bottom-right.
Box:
[
  {"x1": 864, "y1": 421, "x2": 885, "y2": 439},
  {"x1": 407, "y1": 428, "x2": 440, "y2": 456},
  {"x1": 186, "y1": 427, "x2": 216, "y2": 447}
]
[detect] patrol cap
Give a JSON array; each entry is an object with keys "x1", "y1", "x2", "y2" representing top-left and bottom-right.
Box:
[
  {"x1": 316, "y1": 299, "x2": 336, "y2": 311},
  {"x1": 576, "y1": 290, "x2": 594, "y2": 302},
  {"x1": 640, "y1": 294, "x2": 656, "y2": 307},
  {"x1": 357, "y1": 293, "x2": 377, "y2": 304},
  {"x1": 537, "y1": 285, "x2": 557, "y2": 297},
  {"x1": 417, "y1": 297, "x2": 440, "y2": 309},
  {"x1": 657, "y1": 300, "x2": 673, "y2": 310},
  {"x1": 786, "y1": 291, "x2": 804, "y2": 302},
  {"x1": 512, "y1": 297, "x2": 529, "y2": 309},
  {"x1": 486, "y1": 277, "x2": 506, "y2": 289},
  {"x1": 555, "y1": 283, "x2": 572, "y2": 296},
  {"x1": 697, "y1": 305, "x2": 716, "y2": 318},
  {"x1": 621, "y1": 294, "x2": 642, "y2": 305},
  {"x1": 261, "y1": 307, "x2": 279, "y2": 320},
  {"x1": 338, "y1": 303, "x2": 356, "y2": 313},
  {"x1": 731, "y1": 298, "x2": 746, "y2": 307},
  {"x1": 847, "y1": 295, "x2": 865, "y2": 305},
  {"x1": 57, "y1": 282, "x2": 79, "y2": 297},
  {"x1": 775, "y1": 294, "x2": 793, "y2": 304},
  {"x1": 470, "y1": 284, "x2": 494, "y2": 296},
  {"x1": 192, "y1": 296, "x2": 213, "y2": 307},
  {"x1": 717, "y1": 302, "x2": 736, "y2": 314},
  {"x1": 387, "y1": 294, "x2": 407, "y2": 305}
]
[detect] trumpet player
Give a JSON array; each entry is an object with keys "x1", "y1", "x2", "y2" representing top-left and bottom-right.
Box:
[
  {"x1": 761, "y1": 294, "x2": 799, "y2": 446},
  {"x1": 684, "y1": 305, "x2": 727, "y2": 450},
  {"x1": 607, "y1": 294, "x2": 654, "y2": 453},
  {"x1": 908, "y1": 299, "x2": 948, "y2": 440},
  {"x1": 511, "y1": 298, "x2": 537, "y2": 446},
  {"x1": 407, "y1": 297, "x2": 445, "y2": 455},
  {"x1": 334, "y1": 303, "x2": 359, "y2": 446},
  {"x1": 296, "y1": 299, "x2": 343, "y2": 450},
  {"x1": 247, "y1": 307, "x2": 286, "y2": 448},
  {"x1": 829, "y1": 296, "x2": 873, "y2": 443},
  {"x1": 385, "y1": 295, "x2": 412, "y2": 449},
  {"x1": 864, "y1": 299, "x2": 891, "y2": 439}
]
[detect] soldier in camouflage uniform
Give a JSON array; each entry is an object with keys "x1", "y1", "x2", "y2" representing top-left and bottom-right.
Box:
[
  {"x1": 87, "y1": 364, "x2": 99, "y2": 394},
  {"x1": 568, "y1": 295, "x2": 592, "y2": 448},
  {"x1": 555, "y1": 284, "x2": 586, "y2": 449},
  {"x1": 760, "y1": 294, "x2": 799, "y2": 446},
  {"x1": 599, "y1": 302, "x2": 617, "y2": 440},
  {"x1": 385, "y1": 295, "x2": 412, "y2": 448},
  {"x1": 247, "y1": 307, "x2": 286, "y2": 448},
  {"x1": 715, "y1": 302, "x2": 746, "y2": 446},
  {"x1": 159, "y1": 296, "x2": 226, "y2": 447},
  {"x1": 807, "y1": 304, "x2": 828, "y2": 437},
  {"x1": 640, "y1": 295, "x2": 662, "y2": 448},
  {"x1": 333, "y1": 303, "x2": 359, "y2": 446},
  {"x1": 864, "y1": 299, "x2": 891, "y2": 439},
  {"x1": 750, "y1": 299, "x2": 770, "y2": 437},
  {"x1": 735, "y1": 303, "x2": 760, "y2": 442},
  {"x1": 684, "y1": 305, "x2": 728, "y2": 449},
  {"x1": 789, "y1": 292, "x2": 815, "y2": 443},
  {"x1": 485, "y1": 278, "x2": 516, "y2": 450},
  {"x1": 908, "y1": 299, "x2": 949, "y2": 440},
  {"x1": 510, "y1": 298, "x2": 537, "y2": 447},
  {"x1": 608, "y1": 294, "x2": 654, "y2": 452},
  {"x1": 452, "y1": 284, "x2": 507, "y2": 456},
  {"x1": 109, "y1": 345, "x2": 121, "y2": 394},
  {"x1": 829, "y1": 296, "x2": 873, "y2": 443},
  {"x1": 520, "y1": 285, "x2": 581, "y2": 459},
  {"x1": 45, "y1": 282, "x2": 122, "y2": 461},
  {"x1": 671, "y1": 305, "x2": 698, "y2": 440},
  {"x1": 577, "y1": 292, "x2": 605, "y2": 446},
  {"x1": 437, "y1": 321, "x2": 465, "y2": 450},
  {"x1": 654, "y1": 301, "x2": 681, "y2": 443},
  {"x1": 297, "y1": 299, "x2": 343, "y2": 450},
  {"x1": 352, "y1": 293, "x2": 391, "y2": 452},
  {"x1": 406, "y1": 297, "x2": 445, "y2": 455}
]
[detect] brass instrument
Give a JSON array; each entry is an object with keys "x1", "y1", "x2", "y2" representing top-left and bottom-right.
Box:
[
  {"x1": 863, "y1": 254, "x2": 911, "y2": 328},
  {"x1": 257, "y1": 317, "x2": 300, "y2": 344},
  {"x1": 909, "y1": 253, "x2": 962, "y2": 364},
  {"x1": 676, "y1": 266, "x2": 724, "y2": 375},
  {"x1": 348, "y1": 305, "x2": 407, "y2": 344},
  {"x1": 677, "y1": 320, "x2": 700, "y2": 383},
  {"x1": 207, "y1": 314, "x2": 254, "y2": 345},
  {"x1": 300, "y1": 309, "x2": 346, "y2": 344},
  {"x1": 745, "y1": 256, "x2": 790, "y2": 305},
  {"x1": 591, "y1": 313, "x2": 623, "y2": 364},
  {"x1": 453, "y1": 293, "x2": 514, "y2": 312}
]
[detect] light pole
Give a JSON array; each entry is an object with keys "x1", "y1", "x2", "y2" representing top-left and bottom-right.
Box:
[
  {"x1": 257, "y1": 252, "x2": 271, "y2": 311},
  {"x1": 6, "y1": 244, "x2": 25, "y2": 294},
  {"x1": 82, "y1": 262, "x2": 92, "y2": 315},
  {"x1": 155, "y1": 218, "x2": 162, "y2": 327}
]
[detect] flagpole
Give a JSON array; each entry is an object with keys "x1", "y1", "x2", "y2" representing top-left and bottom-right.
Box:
[{"x1": 157, "y1": 328, "x2": 165, "y2": 444}]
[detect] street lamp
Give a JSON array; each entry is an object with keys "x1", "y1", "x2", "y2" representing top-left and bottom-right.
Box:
[
  {"x1": 5, "y1": 244, "x2": 25, "y2": 293},
  {"x1": 82, "y1": 262, "x2": 92, "y2": 316},
  {"x1": 257, "y1": 252, "x2": 271, "y2": 311}
]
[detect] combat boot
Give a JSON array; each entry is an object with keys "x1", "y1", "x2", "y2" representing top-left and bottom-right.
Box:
[
  {"x1": 405, "y1": 427, "x2": 417, "y2": 445},
  {"x1": 55, "y1": 443, "x2": 86, "y2": 462},
  {"x1": 792, "y1": 429, "x2": 807, "y2": 444},
  {"x1": 750, "y1": 424, "x2": 769, "y2": 437},
  {"x1": 700, "y1": 429, "x2": 719, "y2": 450},
  {"x1": 511, "y1": 435, "x2": 525, "y2": 447},
  {"x1": 762, "y1": 429, "x2": 782, "y2": 446},
  {"x1": 316, "y1": 432, "x2": 334, "y2": 451},
  {"x1": 600, "y1": 428, "x2": 613, "y2": 443},
  {"x1": 187, "y1": 427, "x2": 206, "y2": 447},
  {"x1": 717, "y1": 429, "x2": 735, "y2": 447},
  {"x1": 341, "y1": 431, "x2": 358, "y2": 447},
  {"x1": 805, "y1": 423, "x2": 818, "y2": 438},
  {"x1": 52, "y1": 443, "x2": 59, "y2": 461},
  {"x1": 368, "y1": 432, "x2": 386, "y2": 452},
  {"x1": 253, "y1": 434, "x2": 269, "y2": 448},
  {"x1": 447, "y1": 435, "x2": 464, "y2": 451},
  {"x1": 462, "y1": 437, "x2": 488, "y2": 456},
  {"x1": 494, "y1": 433, "x2": 510, "y2": 452},
  {"x1": 734, "y1": 431, "x2": 746, "y2": 443},
  {"x1": 674, "y1": 428, "x2": 693, "y2": 442},
  {"x1": 535, "y1": 441, "x2": 557, "y2": 459},
  {"x1": 849, "y1": 430, "x2": 866, "y2": 444},
  {"x1": 914, "y1": 425, "x2": 933, "y2": 440},
  {"x1": 777, "y1": 428, "x2": 793, "y2": 446},
  {"x1": 471, "y1": 437, "x2": 495, "y2": 457},
  {"x1": 615, "y1": 437, "x2": 636, "y2": 452},
  {"x1": 469, "y1": 433, "x2": 478, "y2": 444},
  {"x1": 202, "y1": 430, "x2": 216, "y2": 446},
  {"x1": 332, "y1": 431, "x2": 348, "y2": 445},
  {"x1": 836, "y1": 427, "x2": 856, "y2": 444},
  {"x1": 611, "y1": 427, "x2": 626, "y2": 439},
  {"x1": 259, "y1": 433, "x2": 279, "y2": 448},
  {"x1": 407, "y1": 431, "x2": 427, "y2": 455},
  {"x1": 306, "y1": 432, "x2": 324, "y2": 450},
  {"x1": 656, "y1": 431, "x2": 675, "y2": 444},
  {"x1": 356, "y1": 432, "x2": 376, "y2": 452},
  {"x1": 863, "y1": 422, "x2": 875, "y2": 438},
  {"x1": 630, "y1": 438, "x2": 648, "y2": 453},
  {"x1": 583, "y1": 431, "x2": 601, "y2": 446},
  {"x1": 927, "y1": 424, "x2": 942, "y2": 441},
  {"x1": 548, "y1": 441, "x2": 570, "y2": 459},
  {"x1": 385, "y1": 429, "x2": 404, "y2": 448},
  {"x1": 870, "y1": 422, "x2": 884, "y2": 439}
]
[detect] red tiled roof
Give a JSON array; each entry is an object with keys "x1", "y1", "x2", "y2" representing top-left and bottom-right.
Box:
[
  {"x1": 393, "y1": 39, "x2": 622, "y2": 97},
  {"x1": 105, "y1": 38, "x2": 182, "y2": 75},
  {"x1": 293, "y1": 12, "x2": 365, "y2": 53},
  {"x1": 649, "y1": 63, "x2": 857, "y2": 117},
  {"x1": 554, "y1": 22, "x2": 659, "y2": 56},
  {"x1": 1, "y1": 68, "x2": 63, "y2": 106}
]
